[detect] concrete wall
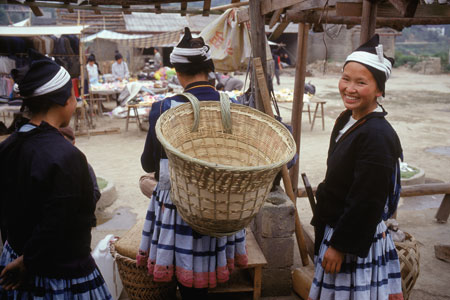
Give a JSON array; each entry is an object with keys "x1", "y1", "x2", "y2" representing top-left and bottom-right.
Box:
[{"x1": 275, "y1": 27, "x2": 396, "y2": 65}]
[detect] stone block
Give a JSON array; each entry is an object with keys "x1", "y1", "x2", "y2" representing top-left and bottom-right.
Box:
[
  {"x1": 261, "y1": 267, "x2": 293, "y2": 297},
  {"x1": 260, "y1": 201, "x2": 295, "y2": 238},
  {"x1": 259, "y1": 235, "x2": 294, "y2": 268}
]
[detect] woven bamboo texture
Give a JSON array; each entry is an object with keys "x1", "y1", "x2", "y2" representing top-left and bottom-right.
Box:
[
  {"x1": 395, "y1": 232, "x2": 420, "y2": 300},
  {"x1": 110, "y1": 242, "x2": 176, "y2": 300},
  {"x1": 156, "y1": 93, "x2": 296, "y2": 236}
]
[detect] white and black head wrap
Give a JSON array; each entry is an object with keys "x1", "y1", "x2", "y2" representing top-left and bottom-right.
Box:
[
  {"x1": 11, "y1": 49, "x2": 72, "y2": 106},
  {"x1": 344, "y1": 34, "x2": 395, "y2": 97},
  {"x1": 170, "y1": 27, "x2": 214, "y2": 75}
]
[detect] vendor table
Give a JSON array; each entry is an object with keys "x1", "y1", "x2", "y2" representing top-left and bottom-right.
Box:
[
  {"x1": 125, "y1": 103, "x2": 153, "y2": 131},
  {"x1": 309, "y1": 99, "x2": 326, "y2": 131}
]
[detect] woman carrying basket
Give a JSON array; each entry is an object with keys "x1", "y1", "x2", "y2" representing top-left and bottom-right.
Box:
[
  {"x1": 0, "y1": 50, "x2": 111, "y2": 299},
  {"x1": 308, "y1": 35, "x2": 404, "y2": 300},
  {"x1": 139, "y1": 28, "x2": 248, "y2": 299}
]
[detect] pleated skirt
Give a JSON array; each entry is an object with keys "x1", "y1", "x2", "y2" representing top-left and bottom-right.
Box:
[
  {"x1": 0, "y1": 242, "x2": 112, "y2": 300},
  {"x1": 308, "y1": 222, "x2": 404, "y2": 300},
  {"x1": 137, "y1": 185, "x2": 248, "y2": 289}
]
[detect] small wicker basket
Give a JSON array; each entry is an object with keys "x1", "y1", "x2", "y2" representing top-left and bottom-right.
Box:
[
  {"x1": 156, "y1": 93, "x2": 296, "y2": 236},
  {"x1": 109, "y1": 220, "x2": 176, "y2": 300},
  {"x1": 395, "y1": 231, "x2": 420, "y2": 300}
]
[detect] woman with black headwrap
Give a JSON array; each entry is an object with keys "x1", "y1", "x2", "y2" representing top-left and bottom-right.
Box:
[
  {"x1": 0, "y1": 50, "x2": 111, "y2": 299},
  {"x1": 139, "y1": 28, "x2": 247, "y2": 299},
  {"x1": 308, "y1": 35, "x2": 404, "y2": 300}
]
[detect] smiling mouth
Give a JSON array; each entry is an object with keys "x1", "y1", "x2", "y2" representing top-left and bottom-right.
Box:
[{"x1": 345, "y1": 95, "x2": 359, "y2": 101}]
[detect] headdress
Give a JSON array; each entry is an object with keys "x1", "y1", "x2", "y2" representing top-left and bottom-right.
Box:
[
  {"x1": 170, "y1": 27, "x2": 214, "y2": 73},
  {"x1": 344, "y1": 34, "x2": 395, "y2": 97},
  {"x1": 11, "y1": 49, "x2": 72, "y2": 106}
]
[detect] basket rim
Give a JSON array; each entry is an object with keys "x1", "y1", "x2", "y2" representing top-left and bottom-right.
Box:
[{"x1": 155, "y1": 101, "x2": 296, "y2": 172}]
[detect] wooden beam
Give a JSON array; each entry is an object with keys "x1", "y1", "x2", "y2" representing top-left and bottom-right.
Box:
[
  {"x1": 155, "y1": 3, "x2": 161, "y2": 14},
  {"x1": 436, "y1": 194, "x2": 450, "y2": 223},
  {"x1": 7, "y1": 0, "x2": 223, "y2": 15},
  {"x1": 180, "y1": 1, "x2": 187, "y2": 16},
  {"x1": 210, "y1": 1, "x2": 249, "y2": 11},
  {"x1": 122, "y1": 5, "x2": 131, "y2": 14},
  {"x1": 249, "y1": 0, "x2": 267, "y2": 111},
  {"x1": 203, "y1": 0, "x2": 211, "y2": 16},
  {"x1": 261, "y1": 0, "x2": 305, "y2": 15},
  {"x1": 388, "y1": 0, "x2": 419, "y2": 17},
  {"x1": 289, "y1": 22, "x2": 310, "y2": 198},
  {"x1": 269, "y1": 8, "x2": 283, "y2": 29},
  {"x1": 291, "y1": 0, "x2": 337, "y2": 11},
  {"x1": 92, "y1": 4, "x2": 101, "y2": 15},
  {"x1": 268, "y1": 21, "x2": 289, "y2": 40},
  {"x1": 26, "y1": 0, "x2": 43, "y2": 16},
  {"x1": 298, "y1": 182, "x2": 450, "y2": 198},
  {"x1": 336, "y1": 2, "x2": 450, "y2": 18},
  {"x1": 285, "y1": 10, "x2": 450, "y2": 26},
  {"x1": 232, "y1": 0, "x2": 241, "y2": 3},
  {"x1": 360, "y1": 0, "x2": 378, "y2": 44},
  {"x1": 65, "y1": 1, "x2": 74, "y2": 13}
]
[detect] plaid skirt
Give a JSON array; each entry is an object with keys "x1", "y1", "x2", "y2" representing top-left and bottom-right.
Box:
[
  {"x1": 309, "y1": 222, "x2": 404, "y2": 300},
  {"x1": 0, "y1": 242, "x2": 112, "y2": 300},
  {"x1": 137, "y1": 184, "x2": 248, "y2": 289}
]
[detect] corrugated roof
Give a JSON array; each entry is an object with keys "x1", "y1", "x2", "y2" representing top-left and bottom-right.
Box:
[{"x1": 124, "y1": 13, "x2": 189, "y2": 32}]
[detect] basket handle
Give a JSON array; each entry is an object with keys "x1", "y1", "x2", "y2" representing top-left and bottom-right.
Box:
[{"x1": 178, "y1": 92, "x2": 232, "y2": 133}]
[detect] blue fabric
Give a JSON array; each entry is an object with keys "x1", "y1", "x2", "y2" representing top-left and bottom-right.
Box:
[
  {"x1": 0, "y1": 242, "x2": 112, "y2": 300},
  {"x1": 308, "y1": 222, "x2": 403, "y2": 300}
]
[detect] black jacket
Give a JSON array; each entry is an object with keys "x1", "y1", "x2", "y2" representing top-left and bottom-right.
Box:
[
  {"x1": 0, "y1": 122, "x2": 96, "y2": 278},
  {"x1": 311, "y1": 108, "x2": 402, "y2": 258}
]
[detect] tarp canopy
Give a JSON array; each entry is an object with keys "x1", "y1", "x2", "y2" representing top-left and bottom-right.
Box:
[
  {"x1": 81, "y1": 29, "x2": 182, "y2": 48},
  {"x1": 0, "y1": 25, "x2": 88, "y2": 36}
]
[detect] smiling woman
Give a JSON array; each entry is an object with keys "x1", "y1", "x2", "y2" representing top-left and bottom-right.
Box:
[{"x1": 308, "y1": 35, "x2": 404, "y2": 300}]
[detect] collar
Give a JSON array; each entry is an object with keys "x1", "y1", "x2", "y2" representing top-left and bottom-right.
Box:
[{"x1": 184, "y1": 81, "x2": 215, "y2": 92}]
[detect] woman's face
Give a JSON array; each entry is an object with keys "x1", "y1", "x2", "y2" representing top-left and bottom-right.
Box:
[{"x1": 338, "y1": 62, "x2": 382, "y2": 120}]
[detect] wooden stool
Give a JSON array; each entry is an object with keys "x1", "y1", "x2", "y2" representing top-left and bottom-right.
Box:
[
  {"x1": 125, "y1": 105, "x2": 141, "y2": 131},
  {"x1": 209, "y1": 230, "x2": 267, "y2": 300},
  {"x1": 310, "y1": 100, "x2": 326, "y2": 131}
]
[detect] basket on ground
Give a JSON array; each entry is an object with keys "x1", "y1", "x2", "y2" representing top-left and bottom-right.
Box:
[
  {"x1": 394, "y1": 231, "x2": 420, "y2": 300},
  {"x1": 155, "y1": 93, "x2": 296, "y2": 236},
  {"x1": 110, "y1": 221, "x2": 176, "y2": 300}
]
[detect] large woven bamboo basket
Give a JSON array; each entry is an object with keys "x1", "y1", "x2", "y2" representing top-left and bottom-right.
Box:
[
  {"x1": 110, "y1": 221, "x2": 176, "y2": 300},
  {"x1": 394, "y1": 232, "x2": 420, "y2": 300},
  {"x1": 155, "y1": 93, "x2": 296, "y2": 236}
]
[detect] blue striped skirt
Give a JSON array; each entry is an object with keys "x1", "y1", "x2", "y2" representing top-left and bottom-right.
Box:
[
  {"x1": 0, "y1": 242, "x2": 112, "y2": 300},
  {"x1": 137, "y1": 185, "x2": 248, "y2": 289},
  {"x1": 308, "y1": 222, "x2": 404, "y2": 300}
]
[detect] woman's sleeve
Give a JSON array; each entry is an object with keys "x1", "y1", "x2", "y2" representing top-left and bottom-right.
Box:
[
  {"x1": 329, "y1": 131, "x2": 396, "y2": 257},
  {"x1": 141, "y1": 101, "x2": 163, "y2": 174}
]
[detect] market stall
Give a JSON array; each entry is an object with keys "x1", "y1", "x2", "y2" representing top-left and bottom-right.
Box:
[{"x1": 0, "y1": 25, "x2": 89, "y2": 133}]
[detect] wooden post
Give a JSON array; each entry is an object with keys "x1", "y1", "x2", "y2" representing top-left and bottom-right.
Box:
[
  {"x1": 289, "y1": 23, "x2": 310, "y2": 194},
  {"x1": 254, "y1": 57, "x2": 310, "y2": 266},
  {"x1": 360, "y1": 0, "x2": 378, "y2": 44},
  {"x1": 249, "y1": 0, "x2": 268, "y2": 111}
]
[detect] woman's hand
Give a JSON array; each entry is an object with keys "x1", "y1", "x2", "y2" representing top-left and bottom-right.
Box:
[
  {"x1": 0, "y1": 255, "x2": 27, "y2": 290},
  {"x1": 322, "y1": 246, "x2": 344, "y2": 274}
]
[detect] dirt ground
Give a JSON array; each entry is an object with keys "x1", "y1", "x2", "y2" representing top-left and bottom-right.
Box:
[{"x1": 32, "y1": 68, "x2": 450, "y2": 299}]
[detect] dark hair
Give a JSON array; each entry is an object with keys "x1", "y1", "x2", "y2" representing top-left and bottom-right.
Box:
[
  {"x1": 115, "y1": 52, "x2": 123, "y2": 61},
  {"x1": 22, "y1": 97, "x2": 57, "y2": 115},
  {"x1": 87, "y1": 55, "x2": 95, "y2": 62},
  {"x1": 172, "y1": 62, "x2": 213, "y2": 77}
]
